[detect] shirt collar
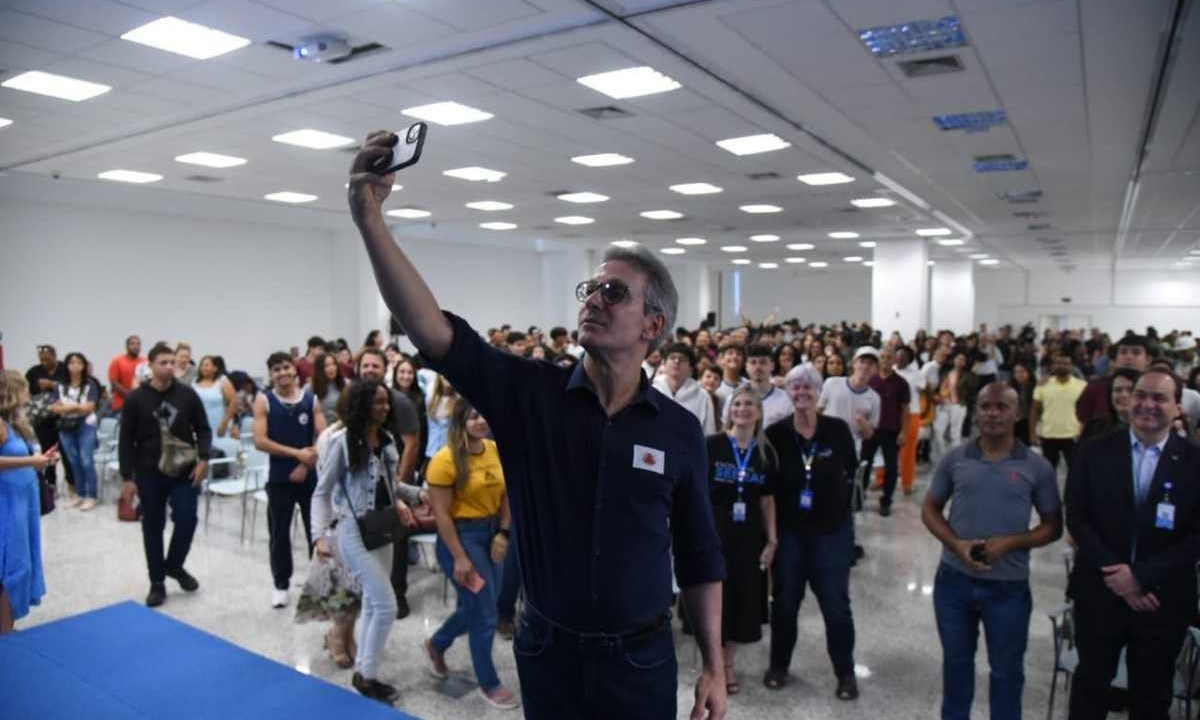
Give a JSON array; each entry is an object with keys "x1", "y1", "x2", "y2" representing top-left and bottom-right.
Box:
[
  {"x1": 1129, "y1": 428, "x2": 1168, "y2": 455},
  {"x1": 964, "y1": 438, "x2": 1029, "y2": 461},
  {"x1": 567, "y1": 360, "x2": 661, "y2": 414}
]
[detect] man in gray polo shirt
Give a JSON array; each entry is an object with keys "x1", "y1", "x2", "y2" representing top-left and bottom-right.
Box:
[{"x1": 921, "y1": 382, "x2": 1062, "y2": 720}]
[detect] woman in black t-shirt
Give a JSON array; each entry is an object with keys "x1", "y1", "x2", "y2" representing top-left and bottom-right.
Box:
[
  {"x1": 705, "y1": 385, "x2": 778, "y2": 695},
  {"x1": 763, "y1": 363, "x2": 860, "y2": 701}
]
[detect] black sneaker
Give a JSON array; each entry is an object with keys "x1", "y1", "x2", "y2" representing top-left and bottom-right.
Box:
[
  {"x1": 879, "y1": 505, "x2": 892, "y2": 517},
  {"x1": 146, "y1": 583, "x2": 167, "y2": 608},
  {"x1": 395, "y1": 596, "x2": 410, "y2": 620},
  {"x1": 352, "y1": 672, "x2": 398, "y2": 705},
  {"x1": 836, "y1": 675, "x2": 859, "y2": 700},
  {"x1": 166, "y1": 568, "x2": 199, "y2": 592}
]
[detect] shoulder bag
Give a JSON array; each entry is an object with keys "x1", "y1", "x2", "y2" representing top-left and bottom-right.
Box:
[{"x1": 337, "y1": 437, "x2": 400, "y2": 550}]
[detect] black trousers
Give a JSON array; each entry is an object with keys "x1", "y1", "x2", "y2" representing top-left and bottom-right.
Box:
[
  {"x1": 266, "y1": 480, "x2": 315, "y2": 590},
  {"x1": 1068, "y1": 593, "x2": 1187, "y2": 720},
  {"x1": 34, "y1": 422, "x2": 74, "y2": 488},
  {"x1": 135, "y1": 473, "x2": 200, "y2": 584},
  {"x1": 860, "y1": 430, "x2": 900, "y2": 508},
  {"x1": 389, "y1": 524, "x2": 416, "y2": 597},
  {"x1": 1039, "y1": 438, "x2": 1076, "y2": 472}
]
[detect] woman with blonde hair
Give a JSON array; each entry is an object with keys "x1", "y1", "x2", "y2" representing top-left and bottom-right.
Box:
[
  {"x1": 706, "y1": 384, "x2": 778, "y2": 694},
  {"x1": 0, "y1": 370, "x2": 56, "y2": 632},
  {"x1": 423, "y1": 374, "x2": 457, "y2": 466},
  {"x1": 424, "y1": 397, "x2": 518, "y2": 710}
]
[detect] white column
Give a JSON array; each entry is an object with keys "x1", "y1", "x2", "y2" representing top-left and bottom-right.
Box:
[
  {"x1": 871, "y1": 239, "x2": 929, "y2": 339},
  {"x1": 929, "y1": 260, "x2": 976, "y2": 333}
]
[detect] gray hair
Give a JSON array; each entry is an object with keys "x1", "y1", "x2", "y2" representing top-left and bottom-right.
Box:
[
  {"x1": 601, "y1": 245, "x2": 678, "y2": 352},
  {"x1": 784, "y1": 363, "x2": 824, "y2": 389}
]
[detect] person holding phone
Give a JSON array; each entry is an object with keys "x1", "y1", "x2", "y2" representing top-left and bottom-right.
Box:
[
  {"x1": 312, "y1": 379, "x2": 424, "y2": 705},
  {"x1": 423, "y1": 397, "x2": 517, "y2": 710},
  {"x1": 0, "y1": 370, "x2": 55, "y2": 632}
]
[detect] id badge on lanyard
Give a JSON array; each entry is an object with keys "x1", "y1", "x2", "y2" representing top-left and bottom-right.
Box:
[
  {"x1": 798, "y1": 437, "x2": 816, "y2": 512},
  {"x1": 1156, "y1": 482, "x2": 1176, "y2": 530},
  {"x1": 729, "y1": 436, "x2": 756, "y2": 523}
]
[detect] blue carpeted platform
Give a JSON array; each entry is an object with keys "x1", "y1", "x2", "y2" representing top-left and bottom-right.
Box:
[{"x1": 0, "y1": 602, "x2": 422, "y2": 720}]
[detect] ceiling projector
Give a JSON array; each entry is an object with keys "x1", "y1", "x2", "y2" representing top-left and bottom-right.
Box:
[{"x1": 294, "y1": 34, "x2": 351, "y2": 62}]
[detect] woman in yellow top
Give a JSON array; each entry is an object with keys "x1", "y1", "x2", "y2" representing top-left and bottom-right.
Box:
[{"x1": 423, "y1": 398, "x2": 518, "y2": 711}]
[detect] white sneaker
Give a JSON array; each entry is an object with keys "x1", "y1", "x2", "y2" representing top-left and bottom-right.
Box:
[
  {"x1": 79, "y1": 499, "x2": 98, "y2": 511},
  {"x1": 271, "y1": 588, "x2": 288, "y2": 608}
]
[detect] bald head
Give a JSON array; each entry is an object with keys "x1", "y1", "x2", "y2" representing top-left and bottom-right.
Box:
[{"x1": 976, "y1": 381, "x2": 1019, "y2": 440}]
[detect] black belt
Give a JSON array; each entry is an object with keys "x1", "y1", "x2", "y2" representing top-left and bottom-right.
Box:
[{"x1": 548, "y1": 613, "x2": 671, "y2": 650}]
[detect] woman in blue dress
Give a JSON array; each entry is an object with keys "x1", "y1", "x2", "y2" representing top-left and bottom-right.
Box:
[{"x1": 0, "y1": 369, "x2": 53, "y2": 632}]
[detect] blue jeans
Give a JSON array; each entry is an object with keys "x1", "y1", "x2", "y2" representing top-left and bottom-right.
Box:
[
  {"x1": 59, "y1": 424, "x2": 98, "y2": 499},
  {"x1": 433, "y1": 518, "x2": 502, "y2": 692},
  {"x1": 770, "y1": 522, "x2": 856, "y2": 678},
  {"x1": 933, "y1": 563, "x2": 1031, "y2": 720},
  {"x1": 497, "y1": 525, "x2": 520, "y2": 623},
  {"x1": 337, "y1": 516, "x2": 396, "y2": 679}
]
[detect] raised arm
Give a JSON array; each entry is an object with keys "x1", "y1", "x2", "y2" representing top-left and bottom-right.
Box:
[{"x1": 348, "y1": 131, "x2": 453, "y2": 361}]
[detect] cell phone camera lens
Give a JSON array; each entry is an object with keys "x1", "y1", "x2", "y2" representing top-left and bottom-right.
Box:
[{"x1": 408, "y1": 126, "x2": 420, "y2": 142}]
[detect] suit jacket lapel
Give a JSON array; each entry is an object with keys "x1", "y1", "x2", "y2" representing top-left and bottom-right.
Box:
[{"x1": 1113, "y1": 430, "x2": 1137, "y2": 522}]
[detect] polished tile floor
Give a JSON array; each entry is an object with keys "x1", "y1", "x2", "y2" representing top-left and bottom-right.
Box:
[{"x1": 25, "y1": 470, "x2": 1075, "y2": 720}]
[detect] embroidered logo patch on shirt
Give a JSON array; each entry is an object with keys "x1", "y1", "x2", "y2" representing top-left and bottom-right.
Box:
[{"x1": 633, "y1": 445, "x2": 665, "y2": 475}]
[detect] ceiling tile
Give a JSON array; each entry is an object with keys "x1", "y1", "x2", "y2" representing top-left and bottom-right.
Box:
[
  {"x1": 10, "y1": 0, "x2": 157, "y2": 37},
  {"x1": 0, "y1": 10, "x2": 109, "y2": 53},
  {"x1": 402, "y1": 0, "x2": 542, "y2": 32},
  {"x1": 176, "y1": 0, "x2": 315, "y2": 41}
]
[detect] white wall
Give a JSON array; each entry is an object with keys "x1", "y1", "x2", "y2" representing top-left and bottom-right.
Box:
[
  {"x1": 871, "y1": 240, "x2": 928, "y2": 339},
  {"x1": 726, "y1": 268, "x2": 872, "y2": 327},
  {"x1": 929, "y1": 262, "x2": 976, "y2": 334}
]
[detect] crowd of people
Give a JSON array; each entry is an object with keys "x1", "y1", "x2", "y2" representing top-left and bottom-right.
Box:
[{"x1": 2, "y1": 136, "x2": 1197, "y2": 719}]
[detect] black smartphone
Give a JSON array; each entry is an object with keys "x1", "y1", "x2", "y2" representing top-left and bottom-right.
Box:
[
  {"x1": 969, "y1": 542, "x2": 987, "y2": 562},
  {"x1": 370, "y1": 122, "x2": 427, "y2": 174}
]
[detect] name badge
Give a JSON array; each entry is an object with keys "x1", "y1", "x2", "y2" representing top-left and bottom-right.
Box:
[
  {"x1": 1156, "y1": 502, "x2": 1176, "y2": 530},
  {"x1": 799, "y1": 489, "x2": 814, "y2": 511},
  {"x1": 632, "y1": 445, "x2": 665, "y2": 475},
  {"x1": 731, "y1": 501, "x2": 747, "y2": 523}
]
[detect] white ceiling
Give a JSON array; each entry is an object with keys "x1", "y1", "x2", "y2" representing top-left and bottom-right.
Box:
[{"x1": 0, "y1": 0, "x2": 1195, "y2": 273}]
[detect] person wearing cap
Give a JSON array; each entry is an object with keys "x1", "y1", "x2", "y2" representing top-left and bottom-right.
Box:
[
  {"x1": 818, "y1": 347, "x2": 882, "y2": 453},
  {"x1": 1172, "y1": 333, "x2": 1196, "y2": 377},
  {"x1": 653, "y1": 343, "x2": 716, "y2": 434}
]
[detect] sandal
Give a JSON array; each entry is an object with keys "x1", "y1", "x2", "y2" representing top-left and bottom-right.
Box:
[
  {"x1": 724, "y1": 665, "x2": 740, "y2": 695},
  {"x1": 324, "y1": 627, "x2": 353, "y2": 669},
  {"x1": 763, "y1": 667, "x2": 787, "y2": 690}
]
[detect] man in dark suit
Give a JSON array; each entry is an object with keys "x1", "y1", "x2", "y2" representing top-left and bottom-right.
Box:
[{"x1": 1066, "y1": 367, "x2": 1200, "y2": 719}]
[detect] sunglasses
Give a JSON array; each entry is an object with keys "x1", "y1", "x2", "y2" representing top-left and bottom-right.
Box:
[{"x1": 575, "y1": 279, "x2": 633, "y2": 305}]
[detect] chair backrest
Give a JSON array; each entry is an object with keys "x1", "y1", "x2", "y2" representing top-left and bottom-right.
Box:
[
  {"x1": 1048, "y1": 603, "x2": 1075, "y2": 669},
  {"x1": 97, "y1": 417, "x2": 118, "y2": 439}
]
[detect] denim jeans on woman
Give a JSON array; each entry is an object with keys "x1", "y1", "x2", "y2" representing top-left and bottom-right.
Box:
[
  {"x1": 932, "y1": 563, "x2": 1031, "y2": 720},
  {"x1": 433, "y1": 517, "x2": 503, "y2": 692},
  {"x1": 770, "y1": 521, "x2": 856, "y2": 678},
  {"x1": 59, "y1": 423, "x2": 98, "y2": 499},
  {"x1": 336, "y1": 516, "x2": 396, "y2": 679}
]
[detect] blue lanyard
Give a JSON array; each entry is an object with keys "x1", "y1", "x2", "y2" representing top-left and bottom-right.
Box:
[
  {"x1": 728, "y1": 435, "x2": 756, "y2": 499},
  {"x1": 792, "y1": 432, "x2": 818, "y2": 492}
]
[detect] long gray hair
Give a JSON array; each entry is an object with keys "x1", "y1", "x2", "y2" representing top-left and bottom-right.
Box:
[{"x1": 600, "y1": 245, "x2": 678, "y2": 352}]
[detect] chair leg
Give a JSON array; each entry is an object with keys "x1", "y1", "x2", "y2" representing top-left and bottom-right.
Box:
[{"x1": 1046, "y1": 671, "x2": 1057, "y2": 720}]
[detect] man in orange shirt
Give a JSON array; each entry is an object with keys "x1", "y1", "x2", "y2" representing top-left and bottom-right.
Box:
[{"x1": 108, "y1": 335, "x2": 144, "y2": 414}]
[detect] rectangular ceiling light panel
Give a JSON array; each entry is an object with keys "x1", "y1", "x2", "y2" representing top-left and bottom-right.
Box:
[
  {"x1": 402, "y1": 101, "x2": 492, "y2": 126},
  {"x1": 121, "y1": 16, "x2": 250, "y2": 59},
  {"x1": 2, "y1": 71, "x2": 111, "y2": 101},
  {"x1": 576, "y1": 66, "x2": 681, "y2": 99},
  {"x1": 716, "y1": 133, "x2": 791, "y2": 156}
]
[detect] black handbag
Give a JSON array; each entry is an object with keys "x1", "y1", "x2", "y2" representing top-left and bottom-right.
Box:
[{"x1": 337, "y1": 441, "x2": 399, "y2": 551}]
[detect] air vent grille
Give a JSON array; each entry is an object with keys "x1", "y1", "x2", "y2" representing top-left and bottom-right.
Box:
[
  {"x1": 746, "y1": 171, "x2": 782, "y2": 181},
  {"x1": 577, "y1": 105, "x2": 633, "y2": 120},
  {"x1": 184, "y1": 175, "x2": 223, "y2": 182},
  {"x1": 1027, "y1": 223, "x2": 1053, "y2": 231},
  {"x1": 897, "y1": 54, "x2": 963, "y2": 78}
]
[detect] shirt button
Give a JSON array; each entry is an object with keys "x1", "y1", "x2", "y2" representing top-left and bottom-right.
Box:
[{"x1": 594, "y1": 549, "x2": 601, "y2": 557}]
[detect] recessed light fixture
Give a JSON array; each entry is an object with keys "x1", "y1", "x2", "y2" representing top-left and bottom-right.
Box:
[
  {"x1": 859, "y1": 241, "x2": 877, "y2": 248},
  {"x1": 443, "y1": 166, "x2": 505, "y2": 183},
  {"x1": 828, "y1": 231, "x2": 859, "y2": 239},
  {"x1": 969, "y1": 253, "x2": 990, "y2": 259},
  {"x1": 675, "y1": 237, "x2": 706, "y2": 246},
  {"x1": 798, "y1": 172, "x2": 854, "y2": 186},
  {"x1": 480, "y1": 221, "x2": 517, "y2": 230},
  {"x1": 927, "y1": 260, "x2": 936, "y2": 266},
  {"x1": 670, "y1": 183, "x2": 722, "y2": 195},
  {"x1": 98, "y1": 169, "x2": 162, "y2": 184},
  {"x1": 785, "y1": 257, "x2": 806, "y2": 264},
  {"x1": 120, "y1": 16, "x2": 250, "y2": 59},
  {"x1": 611, "y1": 239, "x2": 638, "y2": 248},
  {"x1": 660, "y1": 247, "x2": 686, "y2": 255},
  {"x1": 387, "y1": 208, "x2": 431, "y2": 219},
  {"x1": 174, "y1": 152, "x2": 246, "y2": 168},
  {"x1": 1189, "y1": 249, "x2": 1200, "y2": 255},
  {"x1": 716, "y1": 133, "x2": 791, "y2": 156},
  {"x1": 571, "y1": 153, "x2": 634, "y2": 167},
  {"x1": 557, "y1": 192, "x2": 609, "y2": 204},
  {"x1": 576, "y1": 66, "x2": 681, "y2": 99},
  {"x1": 916, "y1": 227, "x2": 952, "y2": 236},
  {"x1": 863, "y1": 261, "x2": 875, "y2": 266},
  {"x1": 555, "y1": 216, "x2": 595, "y2": 225},
  {"x1": 787, "y1": 243, "x2": 815, "y2": 251},
  {"x1": 732, "y1": 259, "x2": 752, "y2": 265},
  {"x1": 937, "y1": 239, "x2": 965, "y2": 246},
  {"x1": 272, "y1": 129, "x2": 355, "y2": 150},
  {"x1": 402, "y1": 101, "x2": 493, "y2": 126},
  {"x1": 740, "y1": 204, "x2": 783, "y2": 214},
  {"x1": 0, "y1": 118, "x2": 12, "y2": 129},
  {"x1": 750, "y1": 235, "x2": 780, "y2": 243},
  {"x1": 851, "y1": 197, "x2": 896, "y2": 208},
  {"x1": 979, "y1": 258, "x2": 1000, "y2": 265},
  {"x1": 809, "y1": 261, "x2": 829, "y2": 268},
  {"x1": 720, "y1": 245, "x2": 748, "y2": 253},
  {"x1": 1, "y1": 71, "x2": 110, "y2": 101},
  {"x1": 759, "y1": 262, "x2": 779, "y2": 269},
  {"x1": 844, "y1": 256, "x2": 863, "y2": 263},
  {"x1": 465, "y1": 201, "x2": 513, "y2": 211},
  {"x1": 640, "y1": 210, "x2": 683, "y2": 220},
  {"x1": 264, "y1": 191, "x2": 317, "y2": 203}
]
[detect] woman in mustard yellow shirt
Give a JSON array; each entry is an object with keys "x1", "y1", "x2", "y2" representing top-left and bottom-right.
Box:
[{"x1": 423, "y1": 398, "x2": 518, "y2": 710}]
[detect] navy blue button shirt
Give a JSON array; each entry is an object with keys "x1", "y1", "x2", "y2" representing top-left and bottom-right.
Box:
[{"x1": 426, "y1": 312, "x2": 725, "y2": 632}]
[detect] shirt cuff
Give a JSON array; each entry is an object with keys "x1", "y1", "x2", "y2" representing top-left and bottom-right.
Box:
[{"x1": 674, "y1": 547, "x2": 726, "y2": 588}]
